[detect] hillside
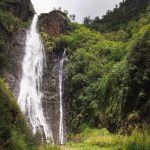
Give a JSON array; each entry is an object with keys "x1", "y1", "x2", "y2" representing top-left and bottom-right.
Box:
[
  {"x1": 39, "y1": 0, "x2": 150, "y2": 149},
  {"x1": 0, "y1": 0, "x2": 150, "y2": 149},
  {"x1": 0, "y1": 79, "x2": 35, "y2": 149},
  {"x1": 85, "y1": 0, "x2": 150, "y2": 32},
  {"x1": 42, "y1": 0, "x2": 150, "y2": 133}
]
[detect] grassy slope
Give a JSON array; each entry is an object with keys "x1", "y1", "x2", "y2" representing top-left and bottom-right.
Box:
[
  {"x1": 0, "y1": 79, "x2": 35, "y2": 150},
  {"x1": 66, "y1": 128, "x2": 150, "y2": 150}
]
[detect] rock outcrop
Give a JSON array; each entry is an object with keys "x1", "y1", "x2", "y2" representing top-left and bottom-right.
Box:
[
  {"x1": 39, "y1": 10, "x2": 69, "y2": 36},
  {"x1": 39, "y1": 10, "x2": 69, "y2": 144}
]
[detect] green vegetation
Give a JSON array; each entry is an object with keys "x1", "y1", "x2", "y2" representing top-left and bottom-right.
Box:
[
  {"x1": 38, "y1": 145, "x2": 60, "y2": 150},
  {"x1": 66, "y1": 128, "x2": 150, "y2": 150},
  {"x1": 84, "y1": 0, "x2": 149, "y2": 32},
  {"x1": 0, "y1": 79, "x2": 58, "y2": 150},
  {"x1": 0, "y1": 79, "x2": 35, "y2": 150},
  {"x1": 44, "y1": 0, "x2": 150, "y2": 135},
  {"x1": 1, "y1": 0, "x2": 150, "y2": 149},
  {"x1": 0, "y1": 0, "x2": 31, "y2": 74},
  {"x1": 39, "y1": 2, "x2": 150, "y2": 149},
  {"x1": 0, "y1": 1, "x2": 36, "y2": 150},
  {"x1": 33, "y1": 0, "x2": 150, "y2": 149},
  {"x1": 0, "y1": 9, "x2": 22, "y2": 33}
]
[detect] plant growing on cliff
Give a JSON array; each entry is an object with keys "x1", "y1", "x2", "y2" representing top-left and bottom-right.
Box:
[{"x1": 0, "y1": 79, "x2": 35, "y2": 149}]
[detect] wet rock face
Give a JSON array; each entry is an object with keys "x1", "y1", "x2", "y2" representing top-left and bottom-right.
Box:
[
  {"x1": 4, "y1": 0, "x2": 34, "y2": 21},
  {"x1": 42, "y1": 51, "x2": 68, "y2": 144},
  {"x1": 1, "y1": 0, "x2": 34, "y2": 97},
  {"x1": 39, "y1": 11, "x2": 69, "y2": 144},
  {"x1": 39, "y1": 10, "x2": 69, "y2": 36},
  {"x1": 4, "y1": 29, "x2": 27, "y2": 98}
]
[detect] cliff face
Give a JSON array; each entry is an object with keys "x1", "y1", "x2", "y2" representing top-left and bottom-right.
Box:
[
  {"x1": 39, "y1": 10, "x2": 69, "y2": 36},
  {"x1": 39, "y1": 10, "x2": 69, "y2": 143},
  {"x1": 0, "y1": 0, "x2": 34, "y2": 97},
  {"x1": 0, "y1": 1, "x2": 35, "y2": 149}
]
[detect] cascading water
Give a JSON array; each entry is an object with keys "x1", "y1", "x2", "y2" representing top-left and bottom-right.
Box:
[
  {"x1": 59, "y1": 51, "x2": 66, "y2": 144},
  {"x1": 18, "y1": 14, "x2": 53, "y2": 143}
]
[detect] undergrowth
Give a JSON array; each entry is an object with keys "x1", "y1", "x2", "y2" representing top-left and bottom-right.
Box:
[
  {"x1": 38, "y1": 144, "x2": 60, "y2": 150},
  {"x1": 67, "y1": 128, "x2": 150, "y2": 150}
]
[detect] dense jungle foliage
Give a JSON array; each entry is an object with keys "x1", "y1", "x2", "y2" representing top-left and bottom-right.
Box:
[
  {"x1": 84, "y1": 0, "x2": 149, "y2": 32},
  {"x1": 42, "y1": 0, "x2": 150, "y2": 135}
]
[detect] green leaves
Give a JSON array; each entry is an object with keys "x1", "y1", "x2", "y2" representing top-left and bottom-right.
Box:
[
  {"x1": 40, "y1": 2, "x2": 150, "y2": 134},
  {"x1": 0, "y1": 79, "x2": 35, "y2": 149},
  {"x1": 0, "y1": 9, "x2": 22, "y2": 33}
]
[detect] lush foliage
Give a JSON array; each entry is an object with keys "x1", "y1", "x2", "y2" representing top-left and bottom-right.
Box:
[
  {"x1": 67, "y1": 128, "x2": 150, "y2": 150},
  {"x1": 125, "y1": 130, "x2": 150, "y2": 150},
  {"x1": 1, "y1": 0, "x2": 150, "y2": 149},
  {"x1": 0, "y1": 1, "x2": 35, "y2": 149},
  {"x1": 43, "y1": 0, "x2": 150, "y2": 136},
  {"x1": 0, "y1": 79, "x2": 36, "y2": 150},
  {"x1": 84, "y1": 0, "x2": 149, "y2": 32},
  {"x1": 0, "y1": 0, "x2": 30, "y2": 75}
]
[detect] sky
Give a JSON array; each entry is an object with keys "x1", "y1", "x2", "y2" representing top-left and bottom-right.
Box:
[{"x1": 31, "y1": 0, "x2": 123, "y2": 23}]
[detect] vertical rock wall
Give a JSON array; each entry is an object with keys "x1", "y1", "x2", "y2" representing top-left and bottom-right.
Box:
[
  {"x1": 1, "y1": 0, "x2": 34, "y2": 98},
  {"x1": 39, "y1": 10, "x2": 69, "y2": 144},
  {"x1": 4, "y1": 29, "x2": 27, "y2": 98}
]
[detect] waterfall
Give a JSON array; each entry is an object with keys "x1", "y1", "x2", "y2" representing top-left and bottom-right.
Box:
[
  {"x1": 18, "y1": 14, "x2": 53, "y2": 143},
  {"x1": 59, "y1": 51, "x2": 66, "y2": 144}
]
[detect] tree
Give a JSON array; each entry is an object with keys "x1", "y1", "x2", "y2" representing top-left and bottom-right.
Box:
[
  {"x1": 69, "y1": 14, "x2": 76, "y2": 21},
  {"x1": 83, "y1": 16, "x2": 92, "y2": 25}
]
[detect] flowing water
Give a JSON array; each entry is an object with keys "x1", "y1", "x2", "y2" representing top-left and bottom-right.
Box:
[
  {"x1": 18, "y1": 14, "x2": 54, "y2": 143},
  {"x1": 59, "y1": 51, "x2": 66, "y2": 144}
]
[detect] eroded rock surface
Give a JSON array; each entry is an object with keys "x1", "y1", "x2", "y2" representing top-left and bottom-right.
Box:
[
  {"x1": 4, "y1": 29, "x2": 27, "y2": 98},
  {"x1": 39, "y1": 10, "x2": 69, "y2": 36},
  {"x1": 39, "y1": 10, "x2": 69, "y2": 144},
  {"x1": 0, "y1": 0, "x2": 34, "y2": 97}
]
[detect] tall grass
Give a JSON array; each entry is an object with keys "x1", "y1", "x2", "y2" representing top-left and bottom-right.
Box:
[
  {"x1": 125, "y1": 130, "x2": 150, "y2": 150},
  {"x1": 68, "y1": 128, "x2": 124, "y2": 150},
  {"x1": 67, "y1": 128, "x2": 150, "y2": 150},
  {"x1": 38, "y1": 144, "x2": 60, "y2": 150}
]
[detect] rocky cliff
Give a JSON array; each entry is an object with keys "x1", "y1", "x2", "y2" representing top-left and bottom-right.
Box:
[
  {"x1": 39, "y1": 10, "x2": 69, "y2": 36},
  {"x1": 39, "y1": 10, "x2": 69, "y2": 144},
  {"x1": 0, "y1": 3, "x2": 70, "y2": 143},
  {"x1": 0, "y1": 0, "x2": 34, "y2": 97}
]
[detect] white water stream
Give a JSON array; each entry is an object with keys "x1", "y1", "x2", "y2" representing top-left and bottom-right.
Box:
[
  {"x1": 18, "y1": 14, "x2": 53, "y2": 143},
  {"x1": 59, "y1": 51, "x2": 66, "y2": 144}
]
